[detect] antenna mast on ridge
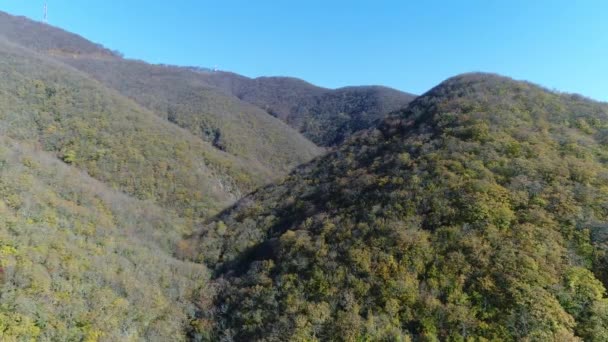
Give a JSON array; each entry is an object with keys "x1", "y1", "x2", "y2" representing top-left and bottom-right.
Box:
[{"x1": 43, "y1": 1, "x2": 48, "y2": 23}]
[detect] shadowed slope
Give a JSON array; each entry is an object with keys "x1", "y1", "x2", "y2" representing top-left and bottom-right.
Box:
[
  {"x1": 202, "y1": 72, "x2": 416, "y2": 146},
  {"x1": 194, "y1": 73, "x2": 608, "y2": 341}
]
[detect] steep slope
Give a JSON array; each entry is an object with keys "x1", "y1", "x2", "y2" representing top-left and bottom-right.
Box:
[
  {"x1": 0, "y1": 136, "x2": 211, "y2": 341},
  {"x1": 60, "y1": 59, "x2": 414, "y2": 149},
  {"x1": 0, "y1": 38, "x2": 268, "y2": 220},
  {"x1": 0, "y1": 14, "x2": 270, "y2": 341},
  {"x1": 194, "y1": 74, "x2": 608, "y2": 341},
  {"x1": 54, "y1": 58, "x2": 322, "y2": 172},
  {"x1": 202, "y1": 72, "x2": 417, "y2": 146}
]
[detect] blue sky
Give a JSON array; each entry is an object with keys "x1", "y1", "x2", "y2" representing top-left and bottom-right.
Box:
[{"x1": 1, "y1": 1, "x2": 607, "y2": 100}]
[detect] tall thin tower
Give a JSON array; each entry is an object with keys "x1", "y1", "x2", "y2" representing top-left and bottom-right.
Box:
[{"x1": 43, "y1": 1, "x2": 48, "y2": 23}]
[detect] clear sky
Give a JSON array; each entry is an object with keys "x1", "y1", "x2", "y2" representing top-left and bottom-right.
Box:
[{"x1": 1, "y1": 1, "x2": 607, "y2": 101}]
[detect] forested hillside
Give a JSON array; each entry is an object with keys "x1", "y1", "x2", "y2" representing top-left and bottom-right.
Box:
[
  {"x1": 201, "y1": 73, "x2": 416, "y2": 146},
  {"x1": 3, "y1": 9, "x2": 608, "y2": 342},
  {"x1": 0, "y1": 39, "x2": 270, "y2": 219},
  {"x1": 58, "y1": 58, "x2": 414, "y2": 149},
  {"x1": 193, "y1": 73, "x2": 608, "y2": 341},
  {"x1": 54, "y1": 58, "x2": 322, "y2": 173},
  {"x1": 0, "y1": 133, "x2": 216, "y2": 341},
  {"x1": 0, "y1": 34, "x2": 256, "y2": 340},
  {"x1": 0, "y1": 10, "x2": 321, "y2": 176},
  {"x1": 0, "y1": 12, "x2": 320, "y2": 340}
]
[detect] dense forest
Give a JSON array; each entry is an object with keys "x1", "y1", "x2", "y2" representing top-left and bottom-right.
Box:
[
  {"x1": 0, "y1": 135, "x2": 210, "y2": 341},
  {"x1": 0, "y1": 11, "x2": 413, "y2": 340},
  {"x1": 53, "y1": 59, "x2": 323, "y2": 173},
  {"x1": 0, "y1": 39, "x2": 268, "y2": 219},
  {"x1": 192, "y1": 74, "x2": 608, "y2": 341},
  {"x1": 2, "y1": 9, "x2": 608, "y2": 342},
  {"x1": 0, "y1": 36, "x2": 236, "y2": 341}
]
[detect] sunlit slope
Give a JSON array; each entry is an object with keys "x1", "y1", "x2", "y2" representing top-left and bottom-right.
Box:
[
  {"x1": 57, "y1": 58, "x2": 323, "y2": 172},
  {"x1": 0, "y1": 136, "x2": 211, "y2": 341},
  {"x1": 0, "y1": 39, "x2": 272, "y2": 219},
  {"x1": 0, "y1": 10, "x2": 322, "y2": 174}
]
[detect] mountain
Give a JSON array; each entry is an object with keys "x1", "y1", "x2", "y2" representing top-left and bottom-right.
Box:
[
  {"x1": 0, "y1": 10, "x2": 414, "y2": 150},
  {"x1": 0, "y1": 34, "x2": 251, "y2": 340},
  {"x1": 201, "y1": 72, "x2": 416, "y2": 146},
  {"x1": 49, "y1": 59, "x2": 323, "y2": 173},
  {"x1": 192, "y1": 73, "x2": 608, "y2": 341},
  {"x1": 0, "y1": 11, "x2": 322, "y2": 176},
  {"x1": 5, "y1": 9, "x2": 608, "y2": 342},
  {"x1": 0, "y1": 38, "x2": 266, "y2": 219},
  {"x1": 52, "y1": 53, "x2": 414, "y2": 150},
  {"x1": 0, "y1": 11, "x2": 320, "y2": 341}
]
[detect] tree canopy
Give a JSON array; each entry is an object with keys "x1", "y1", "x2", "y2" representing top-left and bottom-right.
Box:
[{"x1": 194, "y1": 73, "x2": 608, "y2": 341}]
